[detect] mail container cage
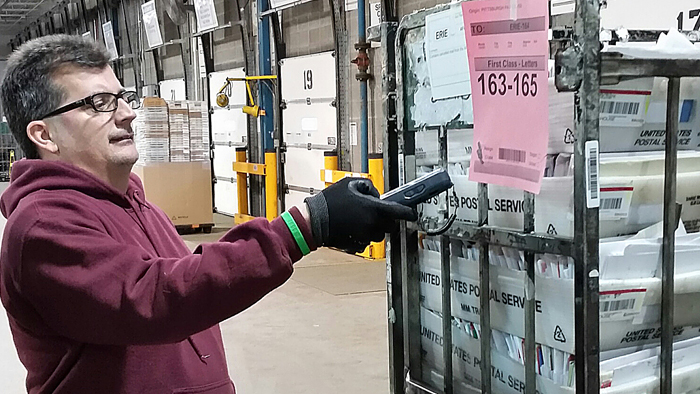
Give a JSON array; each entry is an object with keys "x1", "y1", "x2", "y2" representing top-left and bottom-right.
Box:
[{"x1": 384, "y1": 1, "x2": 700, "y2": 394}]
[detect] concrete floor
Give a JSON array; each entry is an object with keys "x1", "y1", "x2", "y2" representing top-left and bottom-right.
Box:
[{"x1": 0, "y1": 210, "x2": 392, "y2": 393}]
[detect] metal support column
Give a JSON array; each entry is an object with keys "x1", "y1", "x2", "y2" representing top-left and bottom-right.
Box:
[
  {"x1": 120, "y1": 0, "x2": 141, "y2": 93},
  {"x1": 200, "y1": 32, "x2": 216, "y2": 211},
  {"x1": 329, "y1": 0, "x2": 351, "y2": 171},
  {"x1": 400, "y1": 127, "x2": 422, "y2": 386},
  {"x1": 381, "y1": 19, "x2": 404, "y2": 394},
  {"x1": 234, "y1": 0, "x2": 262, "y2": 216},
  {"x1": 478, "y1": 182, "x2": 491, "y2": 394},
  {"x1": 176, "y1": 23, "x2": 191, "y2": 100},
  {"x1": 270, "y1": 10, "x2": 286, "y2": 212},
  {"x1": 257, "y1": 0, "x2": 274, "y2": 153},
  {"x1": 257, "y1": 0, "x2": 275, "y2": 219},
  {"x1": 660, "y1": 77, "x2": 680, "y2": 394},
  {"x1": 438, "y1": 126, "x2": 453, "y2": 394},
  {"x1": 573, "y1": 0, "x2": 601, "y2": 392},
  {"x1": 523, "y1": 192, "x2": 536, "y2": 394},
  {"x1": 358, "y1": 0, "x2": 369, "y2": 173}
]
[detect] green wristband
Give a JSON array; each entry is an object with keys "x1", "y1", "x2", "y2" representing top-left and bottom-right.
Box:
[{"x1": 281, "y1": 211, "x2": 311, "y2": 256}]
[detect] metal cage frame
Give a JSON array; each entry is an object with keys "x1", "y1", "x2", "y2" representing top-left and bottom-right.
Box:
[{"x1": 383, "y1": 0, "x2": 700, "y2": 393}]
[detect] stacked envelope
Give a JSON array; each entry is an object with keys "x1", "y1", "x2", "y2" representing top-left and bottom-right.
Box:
[{"x1": 417, "y1": 220, "x2": 700, "y2": 393}]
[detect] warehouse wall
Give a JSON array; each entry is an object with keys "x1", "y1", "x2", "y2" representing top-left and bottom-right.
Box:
[
  {"x1": 399, "y1": 0, "x2": 449, "y2": 18},
  {"x1": 203, "y1": 0, "x2": 246, "y2": 71},
  {"x1": 282, "y1": 0, "x2": 334, "y2": 57},
  {"x1": 159, "y1": 9, "x2": 186, "y2": 81},
  {"x1": 345, "y1": 7, "x2": 384, "y2": 170},
  {"x1": 1, "y1": 0, "x2": 454, "y2": 173}
]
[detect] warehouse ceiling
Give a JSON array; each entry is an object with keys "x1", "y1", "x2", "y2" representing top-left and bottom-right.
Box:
[{"x1": 0, "y1": 0, "x2": 60, "y2": 58}]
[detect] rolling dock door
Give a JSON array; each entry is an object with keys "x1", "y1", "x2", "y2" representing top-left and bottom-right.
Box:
[
  {"x1": 281, "y1": 52, "x2": 339, "y2": 209},
  {"x1": 209, "y1": 68, "x2": 248, "y2": 216}
]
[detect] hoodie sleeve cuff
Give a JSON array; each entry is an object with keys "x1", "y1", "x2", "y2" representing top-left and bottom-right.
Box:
[
  {"x1": 288, "y1": 207, "x2": 317, "y2": 251},
  {"x1": 270, "y1": 207, "x2": 317, "y2": 262}
]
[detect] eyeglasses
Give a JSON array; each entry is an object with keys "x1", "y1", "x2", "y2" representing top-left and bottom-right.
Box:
[{"x1": 39, "y1": 90, "x2": 140, "y2": 120}]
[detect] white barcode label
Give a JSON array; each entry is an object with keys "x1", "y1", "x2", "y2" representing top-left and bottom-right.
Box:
[
  {"x1": 498, "y1": 148, "x2": 527, "y2": 163},
  {"x1": 600, "y1": 186, "x2": 634, "y2": 220},
  {"x1": 600, "y1": 101, "x2": 641, "y2": 115},
  {"x1": 600, "y1": 197, "x2": 622, "y2": 210},
  {"x1": 585, "y1": 141, "x2": 599, "y2": 208},
  {"x1": 599, "y1": 90, "x2": 650, "y2": 127},
  {"x1": 599, "y1": 289, "x2": 646, "y2": 321},
  {"x1": 601, "y1": 298, "x2": 635, "y2": 312}
]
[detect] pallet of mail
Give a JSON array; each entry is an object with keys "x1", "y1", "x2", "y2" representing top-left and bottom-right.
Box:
[
  {"x1": 134, "y1": 99, "x2": 210, "y2": 163},
  {"x1": 188, "y1": 101, "x2": 210, "y2": 161},
  {"x1": 417, "y1": 150, "x2": 700, "y2": 238},
  {"x1": 168, "y1": 101, "x2": 190, "y2": 162},
  {"x1": 134, "y1": 97, "x2": 170, "y2": 165},
  {"x1": 416, "y1": 221, "x2": 700, "y2": 393}
]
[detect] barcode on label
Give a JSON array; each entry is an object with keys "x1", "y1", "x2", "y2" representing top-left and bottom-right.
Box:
[
  {"x1": 585, "y1": 141, "x2": 600, "y2": 208},
  {"x1": 588, "y1": 149, "x2": 598, "y2": 199},
  {"x1": 499, "y1": 148, "x2": 526, "y2": 163},
  {"x1": 601, "y1": 197, "x2": 622, "y2": 210},
  {"x1": 601, "y1": 299, "x2": 636, "y2": 313},
  {"x1": 600, "y1": 101, "x2": 641, "y2": 115}
]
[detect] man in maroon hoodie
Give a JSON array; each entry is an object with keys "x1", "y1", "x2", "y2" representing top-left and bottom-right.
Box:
[{"x1": 0, "y1": 35, "x2": 416, "y2": 393}]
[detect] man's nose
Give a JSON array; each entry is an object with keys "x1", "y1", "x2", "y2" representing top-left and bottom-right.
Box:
[{"x1": 114, "y1": 97, "x2": 137, "y2": 124}]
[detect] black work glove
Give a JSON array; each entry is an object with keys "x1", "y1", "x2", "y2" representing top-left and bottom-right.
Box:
[{"x1": 305, "y1": 177, "x2": 418, "y2": 253}]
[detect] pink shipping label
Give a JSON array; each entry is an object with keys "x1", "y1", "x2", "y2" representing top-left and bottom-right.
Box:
[{"x1": 462, "y1": 0, "x2": 550, "y2": 194}]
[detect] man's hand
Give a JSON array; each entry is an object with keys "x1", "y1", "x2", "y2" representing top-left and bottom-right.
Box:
[{"x1": 305, "y1": 177, "x2": 417, "y2": 253}]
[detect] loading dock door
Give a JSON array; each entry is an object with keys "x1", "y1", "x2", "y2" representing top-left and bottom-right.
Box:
[
  {"x1": 209, "y1": 68, "x2": 248, "y2": 216},
  {"x1": 280, "y1": 52, "x2": 338, "y2": 209},
  {"x1": 159, "y1": 78, "x2": 186, "y2": 100}
]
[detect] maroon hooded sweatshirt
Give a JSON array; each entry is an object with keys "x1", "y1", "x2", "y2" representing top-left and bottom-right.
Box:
[{"x1": 0, "y1": 160, "x2": 316, "y2": 394}]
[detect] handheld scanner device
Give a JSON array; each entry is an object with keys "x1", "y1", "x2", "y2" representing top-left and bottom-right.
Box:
[{"x1": 381, "y1": 168, "x2": 453, "y2": 207}]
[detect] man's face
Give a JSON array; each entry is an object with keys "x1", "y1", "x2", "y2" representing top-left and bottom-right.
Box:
[{"x1": 47, "y1": 66, "x2": 138, "y2": 174}]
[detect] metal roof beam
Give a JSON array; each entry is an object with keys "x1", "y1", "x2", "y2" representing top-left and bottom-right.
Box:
[
  {"x1": 2, "y1": 2, "x2": 42, "y2": 6},
  {"x1": 1, "y1": 7, "x2": 35, "y2": 11}
]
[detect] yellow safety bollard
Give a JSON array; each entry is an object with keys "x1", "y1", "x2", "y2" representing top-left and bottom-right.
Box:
[
  {"x1": 235, "y1": 147, "x2": 249, "y2": 216},
  {"x1": 9, "y1": 150, "x2": 15, "y2": 179},
  {"x1": 265, "y1": 149, "x2": 278, "y2": 221},
  {"x1": 369, "y1": 153, "x2": 384, "y2": 195},
  {"x1": 359, "y1": 153, "x2": 386, "y2": 260},
  {"x1": 323, "y1": 151, "x2": 338, "y2": 188}
]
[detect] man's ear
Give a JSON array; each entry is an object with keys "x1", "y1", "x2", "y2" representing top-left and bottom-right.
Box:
[{"x1": 26, "y1": 120, "x2": 59, "y2": 156}]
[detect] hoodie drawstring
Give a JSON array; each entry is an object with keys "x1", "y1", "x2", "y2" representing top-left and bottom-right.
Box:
[
  {"x1": 127, "y1": 190, "x2": 164, "y2": 256},
  {"x1": 187, "y1": 336, "x2": 211, "y2": 364}
]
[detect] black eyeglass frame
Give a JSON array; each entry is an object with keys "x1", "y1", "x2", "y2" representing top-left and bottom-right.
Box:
[{"x1": 39, "y1": 90, "x2": 140, "y2": 120}]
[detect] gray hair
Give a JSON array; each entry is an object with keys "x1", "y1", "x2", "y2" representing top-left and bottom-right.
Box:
[{"x1": 0, "y1": 34, "x2": 111, "y2": 159}]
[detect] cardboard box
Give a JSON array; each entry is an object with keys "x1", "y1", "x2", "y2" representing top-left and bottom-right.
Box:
[{"x1": 132, "y1": 161, "x2": 213, "y2": 227}]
